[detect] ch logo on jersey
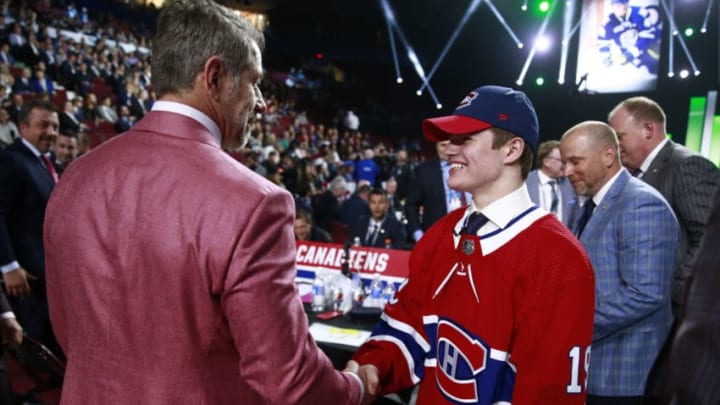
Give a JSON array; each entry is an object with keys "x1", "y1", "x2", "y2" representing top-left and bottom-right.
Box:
[
  {"x1": 435, "y1": 319, "x2": 488, "y2": 403},
  {"x1": 456, "y1": 91, "x2": 478, "y2": 109}
]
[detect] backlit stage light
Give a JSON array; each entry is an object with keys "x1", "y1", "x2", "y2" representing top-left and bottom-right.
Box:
[
  {"x1": 701, "y1": 0, "x2": 712, "y2": 34},
  {"x1": 417, "y1": 0, "x2": 483, "y2": 94},
  {"x1": 516, "y1": 0, "x2": 558, "y2": 86},
  {"x1": 379, "y1": 0, "x2": 443, "y2": 107},
  {"x1": 659, "y1": 0, "x2": 701, "y2": 79},
  {"x1": 485, "y1": 0, "x2": 525, "y2": 49},
  {"x1": 558, "y1": 0, "x2": 576, "y2": 84}
]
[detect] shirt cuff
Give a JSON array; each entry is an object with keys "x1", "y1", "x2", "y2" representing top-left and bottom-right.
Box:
[
  {"x1": 343, "y1": 371, "x2": 365, "y2": 405},
  {"x1": 1, "y1": 261, "x2": 19, "y2": 274},
  {"x1": 0, "y1": 312, "x2": 15, "y2": 320}
]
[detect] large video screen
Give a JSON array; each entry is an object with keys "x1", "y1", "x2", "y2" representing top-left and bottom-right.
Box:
[{"x1": 576, "y1": 0, "x2": 662, "y2": 93}]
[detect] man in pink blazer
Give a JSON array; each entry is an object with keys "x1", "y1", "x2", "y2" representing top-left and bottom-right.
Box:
[{"x1": 43, "y1": 1, "x2": 365, "y2": 403}]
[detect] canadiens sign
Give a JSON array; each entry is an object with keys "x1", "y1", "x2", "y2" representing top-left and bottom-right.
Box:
[{"x1": 295, "y1": 241, "x2": 409, "y2": 282}]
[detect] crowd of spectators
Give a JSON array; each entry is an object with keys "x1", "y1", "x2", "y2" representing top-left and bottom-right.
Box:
[{"x1": 0, "y1": 0, "x2": 427, "y2": 250}]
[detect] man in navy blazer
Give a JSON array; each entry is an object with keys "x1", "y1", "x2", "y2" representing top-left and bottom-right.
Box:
[
  {"x1": 609, "y1": 96, "x2": 720, "y2": 311},
  {"x1": 560, "y1": 121, "x2": 678, "y2": 405},
  {"x1": 349, "y1": 188, "x2": 409, "y2": 250},
  {"x1": 0, "y1": 99, "x2": 59, "y2": 353},
  {"x1": 405, "y1": 140, "x2": 470, "y2": 242},
  {"x1": 525, "y1": 140, "x2": 579, "y2": 227}
]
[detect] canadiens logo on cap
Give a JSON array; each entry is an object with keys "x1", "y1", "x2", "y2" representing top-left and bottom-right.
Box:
[
  {"x1": 421, "y1": 85, "x2": 540, "y2": 154},
  {"x1": 457, "y1": 92, "x2": 478, "y2": 109}
]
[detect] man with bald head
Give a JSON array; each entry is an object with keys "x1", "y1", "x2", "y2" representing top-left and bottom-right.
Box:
[
  {"x1": 560, "y1": 121, "x2": 679, "y2": 405},
  {"x1": 608, "y1": 96, "x2": 720, "y2": 311}
]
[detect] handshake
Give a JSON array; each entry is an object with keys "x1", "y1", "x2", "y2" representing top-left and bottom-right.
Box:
[{"x1": 344, "y1": 360, "x2": 381, "y2": 405}]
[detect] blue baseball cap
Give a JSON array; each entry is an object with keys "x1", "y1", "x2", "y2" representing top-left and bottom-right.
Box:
[
  {"x1": 612, "y1": 0, "x2": 629, "y2": 4},
  {"x1": 422, "y1": 85, "x2": 540, "y2": 153}
]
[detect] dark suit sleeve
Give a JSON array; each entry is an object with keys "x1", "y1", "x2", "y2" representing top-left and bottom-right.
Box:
[
  {"x1": 0, "y1": 151, "x2": 18, "y2": 265},
  {"x1": 666, "y1": 188, "x2": 720, "y2": 403},
  {"x1": 672, "y1": 155, "x2": 720, "y2": 302},
  {"x1": 0, "y1": 290, "x2": 11, "y2": 313},
  {"x1": 405, "y1": 164, "x2": 427, "y2": 235}
]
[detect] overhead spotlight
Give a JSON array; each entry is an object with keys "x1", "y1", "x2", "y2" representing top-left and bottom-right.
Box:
[
  {"x1": 396, "y1": 77, "x2": 403, "y2": 84},
  {"x1": 701, "y1": 27, "x2": 707, "y2": 33},
  {"x1": 684, "y1": 27, "x2": 694, "y2": 37},
  {"x1": 694, "y1": 70, "x2": 701, "y2": 76},
  {"x1": 538, "y1": 1, "x2": 550, "y2": 13},
  {"x1": 535, "y1": 77, "x2": 545, "y2": 86},
  {"x1": 518, "y1": 42, "x2": 524, "y2": 49},
  {"x1": 516, "y1": 79, "x2": 523, "y2": 86},
  {"x1": 679, "y1": 69, "x2": 689, "y2": 79},
  {"x1": 535, "y1": 36, "x2": 551, "y2": 52},
  {"x1": 561, "y1": 40, "x2": 568, "y2": 46},
  {"x1": 672, "y1": 30, "x2": 679, "y2": 36},
  {"x1": 668, "y1": 71, "x2": 674, "y2": 78},
  {"x1": 558, "y1": 78, "x2": 565, "y2": 84},
  {"x1": 521, "y1": 4, "x2": 528, "y2": 11},
  {"x1": 435, "y1": 103, "x2": 443, "y2": 110},
  {"x1": 416, "y1": 90, "x2": 423, "y2": 96}
]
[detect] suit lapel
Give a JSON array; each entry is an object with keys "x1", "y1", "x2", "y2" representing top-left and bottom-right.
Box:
[
  {"x1": 14, "y1": 140, "x2": 55, "y2": 193},
  {"x1": 526, "y1": 171, "x2": 540, "y2": 203},
  {"x1": 642, "y1": 141, "x2": 673, "y2": 185},
  {"x1": 580, "y1": 170, "x2": 630, "y2": 242}
]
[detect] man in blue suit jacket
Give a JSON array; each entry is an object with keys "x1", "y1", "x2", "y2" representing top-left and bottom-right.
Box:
[
  {"x1": 560, "y1": 121, "x2": 679, "y2": 405},
  {"x1": 0, "y1": 99, "x2": 60, "y2": 353},
  {"x1": 525, "y1": 140, "x2": 579, "y2": 227}
]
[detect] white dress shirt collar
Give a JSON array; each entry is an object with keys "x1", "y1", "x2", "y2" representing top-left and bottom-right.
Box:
[
  {"x1": 591, "y1": 168, "x2": 624, "y2": 206},
  {"x1": 455, "y1": 184, "x2": 534, "y2": 235},
  {"x1": 638, "y1": 137, "x2": 669, "y2": 175},
  {"x1": 151, "y1": 100, "x2": 222, "y2": 146}
]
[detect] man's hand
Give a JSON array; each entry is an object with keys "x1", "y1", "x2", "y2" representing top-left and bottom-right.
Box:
[
  {"x1": 345, "y1": 360, "x2": 381, "y2": 404},
  {"x1": 3, "y1": 267, "x2": 36, "y2": 298},
  {"x1": 0, "y1": 317, "x2": 22, "y2": 349}
]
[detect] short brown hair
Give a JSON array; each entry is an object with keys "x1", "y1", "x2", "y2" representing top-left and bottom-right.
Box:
[
  {"x1": 492, "y1": 127, "x2": 534, "y2": 179},
  {"x1": 536, "y1": 140, "x2": 561, "y2": 169}
]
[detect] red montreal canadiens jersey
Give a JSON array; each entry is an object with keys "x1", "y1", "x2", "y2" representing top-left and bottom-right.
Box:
[{"x1": 353, "y1": 206, "x2": 595, "y2": 405}]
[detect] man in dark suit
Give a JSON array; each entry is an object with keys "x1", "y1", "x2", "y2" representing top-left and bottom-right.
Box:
[
  {"x1": 340, "y1": 183, "x2": 371, "y2": 227},
  {"x1": 405, "y1": 140, "x2": 470, "y2": 242},
  {"x1": 560, "y1": 121, "x2": 678, "y2": 405},
  {"x1": 525, "y1": 140, "x2": 579, "y2": 227},
  {"x1": 349, "y1": 188, "x2": 408, "y2": 250},
  {"x1": 609, "y1": 96, "x2": 720, "y2": 311},
  {"x1": 58, "y1": 100, "x2": 81, "y2": 135},
  {"x1": 389, "y1": 149, "x2": 413, "y2": 203},
  {"x1": 650, "y1": 188, "x2": 720, "y2": 404},
  {"x1": 0, "y1": 99, "x2": 59, "y2": 354}
]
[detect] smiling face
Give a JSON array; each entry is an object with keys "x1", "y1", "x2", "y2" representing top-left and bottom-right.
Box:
[
  {"x1": 20, "y1": 106, "x2": 59, "y2": 154},
  {"x1": 444, "y1": 129, "x2": 508, "y2": 196},
  {"x1": 560, "y1": 124, "x2": 619, "y2": 197}
]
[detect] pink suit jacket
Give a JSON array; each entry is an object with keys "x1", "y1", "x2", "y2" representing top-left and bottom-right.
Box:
[{"x1": 44, "y1": 111, "x2": 361, "y2": 404}]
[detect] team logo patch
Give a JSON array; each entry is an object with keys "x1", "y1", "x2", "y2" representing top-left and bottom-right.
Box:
[
  {"x1": 462, "y1": 239, "x2": 475, "y2": 255},
  {"x1": 456, "y1": 91, "x2": 478, "y2": 109},
  {"x1": 435, "y1": 319, "x2": 488, "y2": 403},
  {"x1": 498, "y1": 112, "x2": 509, "y2": 121}
]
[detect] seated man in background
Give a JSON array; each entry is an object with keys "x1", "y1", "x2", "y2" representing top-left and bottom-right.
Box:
[
  {"x1": 349, "y1": 187, "x2": 409, "y2": 250},
  {"x1": 295, "y1": 207, "x2": 332, "y2": 243}
]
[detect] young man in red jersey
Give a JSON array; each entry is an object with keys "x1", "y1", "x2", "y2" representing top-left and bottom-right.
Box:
[{"x1": 346, "y1": 85, "x2": 595, "y2": 405}]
